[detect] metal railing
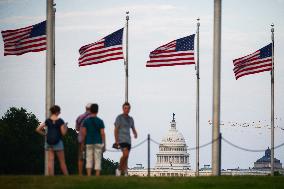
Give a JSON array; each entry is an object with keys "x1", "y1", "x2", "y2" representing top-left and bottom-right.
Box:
[{"x1": 104, "y1": 133, "x2": 284, "y2": 176}]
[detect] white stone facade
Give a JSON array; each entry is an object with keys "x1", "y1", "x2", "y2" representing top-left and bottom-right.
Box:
[
  {"x1": 129, "y1": 116, "x2": 192, "y2": 177},
  {"x1": 155, "y1": 118, "x2": 190, "y2": 170}
]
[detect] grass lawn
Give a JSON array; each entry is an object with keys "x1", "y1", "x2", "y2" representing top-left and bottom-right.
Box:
[{"x1": 0, "y1": 176, "x2": 284, "y2": 189}]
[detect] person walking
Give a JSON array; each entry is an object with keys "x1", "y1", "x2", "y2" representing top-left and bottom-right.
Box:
[
  {"x1": 81, "y1": 103, "x2": 106, "y2": 176},
  {"x1": 114, "y1": 102, "x2": 138, "y2": 176},
  {"x1": 36, "y1": 105, "x2": 69, "y2": 176},
  {"x1": 75, "y1": 103, "x2": 91, "y2": 175}
]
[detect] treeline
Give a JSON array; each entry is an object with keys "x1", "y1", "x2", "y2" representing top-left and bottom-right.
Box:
[{"x1": 0, "y1": 107, "x2": 118, "y2": 175}]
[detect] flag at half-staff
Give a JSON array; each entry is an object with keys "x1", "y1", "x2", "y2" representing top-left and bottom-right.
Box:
[
  {"x1": 78, "y1": 28, "x2": 124, "y2": 66},
  {"x1": 1, "y1": 21, "x2": 46, "y2": 56},
  {"x1": 233, "y1": 43, "x2": 272, "y2": 80},
  {"x1": 146, "y1": 34, "x2": 195, "y2": 67},
  {"x1": 232, "y1": 24, "x2": 275, "y2": 176}
]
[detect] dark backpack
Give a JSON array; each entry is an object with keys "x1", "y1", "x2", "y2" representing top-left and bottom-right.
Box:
[{"x1": 46, "y1": 119, "x2": 62, "y2": 145}]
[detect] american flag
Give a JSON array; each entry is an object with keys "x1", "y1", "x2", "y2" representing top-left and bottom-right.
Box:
[
  {"x1": 1, "y1": 21, "x2": 46, "y2": 56},
  {"x1": 79, "y1": 28, "x2": 124, "y2": 67},
  {"x1": 233, "y1": 43, "x2": 272, "y2": 80},
  {"x1": 146, "y1": 34, "x2": 195, "y2": 67}
]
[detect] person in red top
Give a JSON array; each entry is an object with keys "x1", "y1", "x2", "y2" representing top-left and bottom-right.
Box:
[{"x1": 75, "y1": 103, "x2": 92, "y2": 175}]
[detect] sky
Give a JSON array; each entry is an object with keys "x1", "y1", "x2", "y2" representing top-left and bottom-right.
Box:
[{"x1": 0, "y1": 0, "x2": 284, "y2": 170}]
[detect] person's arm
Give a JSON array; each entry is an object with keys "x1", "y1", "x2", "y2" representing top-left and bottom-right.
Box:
[
  {"x1": 114, "y1": 126, "x2": 119, "y2": 144},
  {"x1": 101, "y1": 128, "x2": 106, "y2": 152},
  {"x1": 81, "y1": 126, "x2": 86, "y2": 143},
  {"x1": 60, "y1": 122, "x2": 68, "y2": 136},
  {"x1": 131, "y1": 119, "x2": 137, "y2": 139},
  {"x1": 114, "y1": 117, "x2": 120, "y2": 145},
  {"x1": 75, "y1": 117, "x2": 80, "y2": 131},
  {"x1": 36, "y1": 122, "x2": 46, "y2": 136},
  {"x1": 132, "y1": 127, "x2": 138, "y2": 139}
]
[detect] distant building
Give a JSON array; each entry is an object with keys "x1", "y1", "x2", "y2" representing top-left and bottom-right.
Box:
[
  {"x1": 155, "y1": 115, "x2": 190, "y2": 170},
  {"x1": 129, "y1": 114, "x2": 193, "y2": 177},
  {"x1": 253, "y1": 147, "x2": 283, "y2": 170}
]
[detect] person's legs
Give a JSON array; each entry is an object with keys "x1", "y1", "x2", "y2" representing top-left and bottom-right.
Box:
[
  {"x1": 78, "y1": 159, "x2": 84, "y2": 175},
  {"x1": 94, "y1": 144, "x2": 103, "y2": 176},
  {"x1": 47, "y1": 149, "x2": 55, "y2": 176},
  {"x1": 86, "y1": 144, "x2": 94, "y2": 176},
  {"x1": 78, "y1": 143, "x2": 84, "y2": 176},
  {"x1": 119, "y1": 155, "x2": 124, "y2": 171},
  {"x1": 56, "y1": 150, "x2": 69, "y2": 175},
  {"x1": 86, "y1": 168, "x2": 92, "y2": 176},
  {"x1": 120, "y1": 148, "x2": 129, "y2": 174},
  {"x1": 123, "y1": 149, "x2": 130, "y2": 173},
  {"x1": 124, "y1": 157, "x2": 129, "y2": 174}
]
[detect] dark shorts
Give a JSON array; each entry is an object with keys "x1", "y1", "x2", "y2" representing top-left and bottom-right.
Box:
[
  {"x1": 45, "y1": 140, "x2": 64, "y2": 151},
  {"x1": 119, "y1": 143, "x2": 131, "y2": 151}
]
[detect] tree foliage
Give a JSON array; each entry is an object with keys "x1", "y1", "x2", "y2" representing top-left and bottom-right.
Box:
[{"x1": 0, "y1": 107, "x2": 43, "y2": 174}]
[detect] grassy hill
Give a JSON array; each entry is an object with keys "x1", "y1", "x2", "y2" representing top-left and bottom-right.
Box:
[{"x1": 0, "y1": 176, "x2": 284, "y2": 189}]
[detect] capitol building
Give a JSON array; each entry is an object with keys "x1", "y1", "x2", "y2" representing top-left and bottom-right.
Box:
[
  {"x1": 129, "y1": 115, "x2": 195, "y2": 177},
  {"x1": 155, "y1": 115, "x2": 190, "y2": 171}
]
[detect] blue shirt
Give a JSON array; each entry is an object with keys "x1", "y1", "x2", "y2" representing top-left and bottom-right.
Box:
[{"x1": 83, "y1": 116, "x2": 105, "y2": 144}]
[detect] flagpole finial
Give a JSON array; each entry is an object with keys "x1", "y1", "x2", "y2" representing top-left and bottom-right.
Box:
[
  {"x1": 53, "y1": 2, "x2": 56, "y2": 12},
  {"x1": 126, "y1": 11, "x2": 129, "y2": 21},
  {"x1": 271, "y1": 23, "x2": 274, "y2": 32},
  {"x1": 197, "y1": 17, "x2": 200, "y2": 26}
]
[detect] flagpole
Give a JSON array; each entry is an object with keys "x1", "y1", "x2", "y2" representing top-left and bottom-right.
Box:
[
  {"x1": 270, "y1": 23, "x2": 275, "y2": 176},
  {"x1": 45, "y1": 0, "x2": 55, "y2": 176},
  {"x1": 212, "y1": 0, "x2": 222, "y2": 176},
  {"x1": 53, "y1": 3, "x2": 56, "y2": 102},
  {"x1": 125, "y1": 11, "x2": 129, "y2": 103},
  {"x1": 195, "y1": 18, "x2": 200, "y2": 176}
]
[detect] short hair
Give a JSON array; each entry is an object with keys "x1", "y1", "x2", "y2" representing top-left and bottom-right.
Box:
[
  {"x1": 90, "y1": 103, "x2": 99, "y2": 113},
  {"x1": 50, "y1": 105, "x2": 61, "y2": 115},
  {"x1": 86, "y1": 103, "x2": 92, "y2": 109},
  {"x1": 122, "y1": 102, "x2": 131, "y2": 108}
]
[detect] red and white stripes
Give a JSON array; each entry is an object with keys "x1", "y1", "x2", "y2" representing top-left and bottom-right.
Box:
[
  {"x1": 233, "y1": 50, "x2": 272, "y2": 80},
  {"x1": 78, "y1": 39, "x2": 123, "y2": 67},
  {"x1": 2, "y1": 25, "x2": 46, "y2": 56},
  {"x1": 146, "y1": 40, "x2": 195, "y2": 67}
]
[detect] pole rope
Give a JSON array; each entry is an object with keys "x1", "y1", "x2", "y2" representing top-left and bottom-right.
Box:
[
  {"x1": 106, "y1": 138, "x2": 148, "y2": 152},
  {"x1": 222, "y1": 137, "x2": 284, "y2": 152},
  {"x1": 106, "y1": 136, "x2": 284, "y2": 153}
]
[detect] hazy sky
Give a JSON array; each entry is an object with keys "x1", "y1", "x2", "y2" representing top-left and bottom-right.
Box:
[{"x1": 0, "y1": 0, "x2": 284, "y2": 170}]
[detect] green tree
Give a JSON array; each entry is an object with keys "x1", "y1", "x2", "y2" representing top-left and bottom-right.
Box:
[{"x1": 0, "y1": 107, "x2": 44, "y2": 174}]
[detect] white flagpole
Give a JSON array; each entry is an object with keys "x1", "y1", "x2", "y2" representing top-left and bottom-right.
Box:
[
  {"x1": 45, "y1": 0, "x2": 55, "y2": 176},
  {"x1": 212, "y1": 0, "x2": 222, "y2": 176},
  {"x1": 125, "y1": 11, "x2": 129, "y2": 103},
  {"x1": 270, "y1": 23, "x2": 275, "y2": 176},
  {"x1": 195, "y1": 18, "x2": 200, "y2": 176}
]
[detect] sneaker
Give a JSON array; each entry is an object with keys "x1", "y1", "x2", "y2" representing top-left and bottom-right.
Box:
[
  {"x1": 115, "y1": 169, "x2": 121, "y2": 176},
  {"x1": 124, "y1": 170, "x2": 128, "y2": 177}
]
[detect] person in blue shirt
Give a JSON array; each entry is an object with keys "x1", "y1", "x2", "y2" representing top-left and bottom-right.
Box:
[
  {"x1": 114, "y1": 102, "x2": 138, "y2": 176},
  {"x1": 81, "y1": 103, "x2": 106, "y2": 176}
]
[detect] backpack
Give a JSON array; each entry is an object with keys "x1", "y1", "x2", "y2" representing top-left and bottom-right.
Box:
[{"x1": 46, "y1": 119, "x2": 62, "y2": 145}]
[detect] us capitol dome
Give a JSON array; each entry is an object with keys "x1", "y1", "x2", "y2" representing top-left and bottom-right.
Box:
[
  {"x1": 128, "y1": 114, "x2": 193, "y2": 177},
  {"x1": 155, "y1": 114, "x2": 190, "y2": 170}
]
